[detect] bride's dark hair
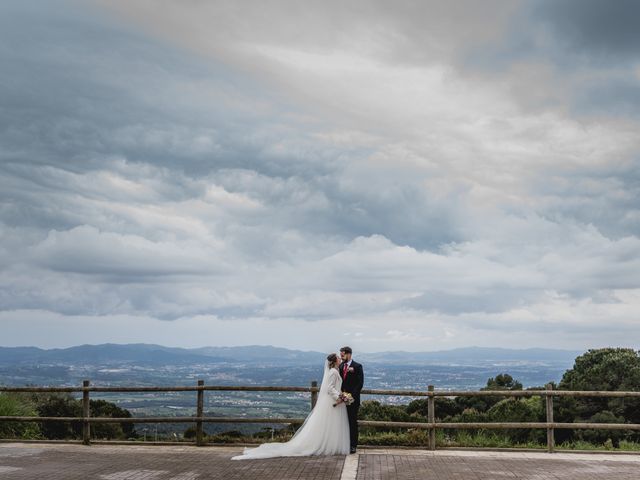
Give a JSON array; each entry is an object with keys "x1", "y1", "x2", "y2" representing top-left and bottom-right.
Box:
[{"x1": 326, "y1": 353, "x2": 338, "y2": 368}]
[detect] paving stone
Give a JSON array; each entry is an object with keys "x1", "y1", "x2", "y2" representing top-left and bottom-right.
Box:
[
  {"x1": 0, "y1": 444, "x2": 344, "y2": 480},
  {"x1": 357, "y1": 452, "x2": 640, "y2": 480}
]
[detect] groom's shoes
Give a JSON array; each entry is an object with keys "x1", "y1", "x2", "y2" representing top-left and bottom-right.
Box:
[{"x1": 349, "y1": 448, "x2": 357, "y2": 454}]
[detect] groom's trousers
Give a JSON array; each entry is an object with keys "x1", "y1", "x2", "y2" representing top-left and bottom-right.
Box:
[{"x1": 346, "y1": 403, "x2": 359, "y2": 449}]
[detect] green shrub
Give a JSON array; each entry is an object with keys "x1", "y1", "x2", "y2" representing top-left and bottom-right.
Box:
[
  {"x1": 487, "y1": 397, "x2": 545, "y2": 444},
  {"x1": 0, "y1": 393, "x2": 41, "y2": 439},
  {"x1": 89, "y1": 399, "x2": 135, "y2": 440},
  {"x1": 2, "y1": 392, "x2": 138, "y2": 440},
  {"x1": 32, "y1": 393, "x2": 82, "y2": 439},
  {"x1": 576, "y1": 410, "x2": 626, "y2": 448},
  {"x1": 359, "y1": 400, "x2": 414, "y2": 423}
]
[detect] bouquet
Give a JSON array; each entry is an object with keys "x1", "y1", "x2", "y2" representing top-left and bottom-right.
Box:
[{"x1": 333, "y1": 392, "x2": 354, "y2": 407}]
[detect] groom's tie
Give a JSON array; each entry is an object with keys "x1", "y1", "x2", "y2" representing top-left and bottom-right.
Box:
[{"x1": 342, "y1": 363, "x2": 348, "y2": 380}]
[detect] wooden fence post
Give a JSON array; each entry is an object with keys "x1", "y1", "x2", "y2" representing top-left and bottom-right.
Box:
[
  {"x1": 428, "y1": 385, "x2": 435, "y2": 450},
  {"x1": 546, "y1": 383, "x2": 555, "y2": 453},
  {"x1": 82, "y1": 380, "x2": 90, "y2": 445},
  {"x1": 310, "y1": 381, "x2": 318, "y2": 410},
  {"x1": 196, "y1": 380, "x2": 204, "y2": 446}
]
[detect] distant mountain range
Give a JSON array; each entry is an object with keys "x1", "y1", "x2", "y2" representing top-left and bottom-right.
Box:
[{"x1": 0, "y1": 344, "x2": 582, "y2": 367}]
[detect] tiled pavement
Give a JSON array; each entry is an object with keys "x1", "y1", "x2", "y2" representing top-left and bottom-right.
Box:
[
  {"x1": 2, "y1": 443, "x2": 640, "y2": 479},
  {"x1": 357, "y1": 450, "x2": 640, "y2": 480},
  {"x1": 0, "y1": 444, "x2": 344, "y2": 480}
]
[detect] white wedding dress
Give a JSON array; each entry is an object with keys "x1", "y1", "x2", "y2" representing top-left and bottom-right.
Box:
[{"x1": 231, "y1": 361, "x2": 350, "y2": 459}]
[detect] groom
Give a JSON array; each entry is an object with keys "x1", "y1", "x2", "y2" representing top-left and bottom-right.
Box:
[{"x1": 339, "y1": 346, "x2": 364, "y2": 454}]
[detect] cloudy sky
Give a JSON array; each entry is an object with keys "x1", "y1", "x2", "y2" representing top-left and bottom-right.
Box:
[{"x1": 1, "y1": 0, "x2": 639, "y2": 352}]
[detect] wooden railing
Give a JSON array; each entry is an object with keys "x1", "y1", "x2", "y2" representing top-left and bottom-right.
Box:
[{"x1": 2, "y1": 381, "x2": 640, "y2": 452}]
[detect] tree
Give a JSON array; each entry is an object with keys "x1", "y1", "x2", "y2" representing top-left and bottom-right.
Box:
[
  {"x1": 33, "y1": 393, "x2": 82, "y2": 439},
  {"x1": 406, "y1": 397, "x2": 462, "y2": 420},
  {"x1": 358, "y1": 400, "x2": 415, "y2": 437},
  {"x1": 27, "y1": 392, "x2": 136, "y2": 440},
  {"x1": 580, "y1": 411, "x2": 626, "y2": 448},
  {"x1": 556, "y1": 348, "x2": 640, "y2": 445},
  {"x1": 90, "y1": 399, "x2": 135, "y2": 439},
  {"x1": 443, "y1": 407, "x2": 490, "y2": 438},
  {"x1": 487, "y1": 397, "x2": 545, "y2": 444},
  {"x1": 359, "y1": 400, "x2": 413, "y2": 423},
  {"x1": 456, "y1": 373, "x2": 523, "y2": 412}
]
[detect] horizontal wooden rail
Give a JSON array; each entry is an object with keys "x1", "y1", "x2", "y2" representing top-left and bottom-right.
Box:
[
  {"x1": 3, "y1": 415, "x2": 639, "y2": 430},
  {"x1": 429, "y1": 390, "x2": 640, "y2": 398},
  {"x1": 0, "y1": 385, "x2": 319, "y2": 393},
  {"x1": 0, "y1": 386, "x2": 319, "y2": 393},
  {"x1": 360, "y1": 420, "x2": 640, "y2": 430},
  {"x1": 0, "y1": 387, "x2": 83, "y2": 393},
  {"x1": 0, "y1": 416, "x2": 306, "y2": 424},
  {"x1": 2, "y1": 385, "x2": 640, "y2": 397}
]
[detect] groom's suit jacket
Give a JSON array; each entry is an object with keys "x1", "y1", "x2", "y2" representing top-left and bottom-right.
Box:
[{"x1": 339, "y1": 360, "x2": 364, "y2": 406}]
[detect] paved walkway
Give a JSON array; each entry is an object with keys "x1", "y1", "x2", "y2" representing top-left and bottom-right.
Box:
[
  {"x1": 1, "y1": 443, "x2": 640, "y2": 479},
  {"x1": 357, "y1": 449, "x2": 640, "y2": 479}
]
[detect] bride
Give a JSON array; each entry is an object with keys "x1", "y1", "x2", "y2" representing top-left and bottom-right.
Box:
[{"x1": 232, "y1": 353, "x2": 350, "y2": 459}]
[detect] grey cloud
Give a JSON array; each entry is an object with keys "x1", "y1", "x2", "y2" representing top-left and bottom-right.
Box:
[
  {"x1": 1, "y1": 0, "x2": 640, "y2": 349},
  {"x1": 1, "y1": 1, "x2": 325, "y2": 178},
  {"x1": 99, "y1": 0, "x2": 519, "y2": 67},
  {"x1": 95, "y1": 0, "x2": 640, "y2": 123},
  {"x1": 31, "y1": 225, "x2": 227, "y2": 278},
  {"x1": 453, "y1": 0, "x2": 640, "y2": 119},
  {"x1": 572, "y1": 79, "x2": 640, "y2": 117},
  {"x1": 533, "y1": 0, "x2": 640, "y2": 61},
  {"x1": 401, "y1": 290, "x2": 538, "y2": 316},
  {"x1": 464, "y1": 0, "x2": 640, "y2": 68},
  {"x1": 529, "y1": 160, "x2": 640, "y2": 239}
]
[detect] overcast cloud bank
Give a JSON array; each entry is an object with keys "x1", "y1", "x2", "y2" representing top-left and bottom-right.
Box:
[{"x1": 1, "y1": 0, "x2": 639, "y2": 351}]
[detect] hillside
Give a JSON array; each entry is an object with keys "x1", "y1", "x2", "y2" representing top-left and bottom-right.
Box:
[{"x1": 0, "y1": 344, "x2": 580, "y2": 367}]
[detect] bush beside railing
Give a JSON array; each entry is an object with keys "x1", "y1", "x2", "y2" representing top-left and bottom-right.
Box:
[{"x1": 2, "y1": 381, "x2": 640, "y2": 452}]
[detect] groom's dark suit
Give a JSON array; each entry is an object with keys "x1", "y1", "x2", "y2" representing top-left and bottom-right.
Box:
[{"x1": 339, "y1": 360, "x2": 364, "y2": 451}]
